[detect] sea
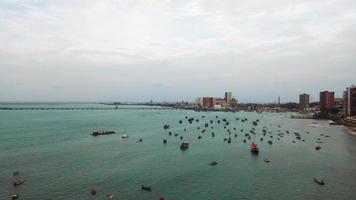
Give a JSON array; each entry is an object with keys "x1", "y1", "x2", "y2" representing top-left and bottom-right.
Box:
[{"x1": 0, "y1": 103, "x2": 356, "y2": 200}]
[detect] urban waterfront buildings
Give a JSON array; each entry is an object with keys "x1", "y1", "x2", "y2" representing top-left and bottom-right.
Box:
[
  {"x1": 202, "y1": 97, "x2": 214, "y2": 108},
  {"x1": 299, "y1": 93, "x2": 310, "y2": 111},
  {"x1": 320, "y1": 91, "x2": 335, "y2": 111},
  {"x1": 343, "y1": 86, "x2": 356, "y2": 116},
  {"x1": 196, "y1": 92, "x2": 237, "y2": 109}
]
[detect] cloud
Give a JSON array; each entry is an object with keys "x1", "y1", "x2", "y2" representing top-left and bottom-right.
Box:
[{"x1": 0, "y1": 0, "x2": 355, "y2": 102}]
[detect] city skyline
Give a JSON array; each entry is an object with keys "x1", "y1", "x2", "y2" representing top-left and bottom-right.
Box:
[{"x1": 1, "y1": 0, "x2": 356, "y2": 103}]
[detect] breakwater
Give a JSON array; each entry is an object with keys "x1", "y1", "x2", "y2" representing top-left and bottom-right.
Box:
[{"x1": 0, "y1": 107, "x2": 174, "y2": 110}]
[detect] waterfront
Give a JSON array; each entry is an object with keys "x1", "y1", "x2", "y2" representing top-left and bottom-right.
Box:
[{"x1": 1, "y1": 104, "x2": 356, "y2": 200}]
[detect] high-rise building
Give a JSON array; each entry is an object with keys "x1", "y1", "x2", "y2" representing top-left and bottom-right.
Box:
[
  {"x1": 299, "y1": 93, "x2": 310, "y2": 110},
  {"x1": 225, "y1": 92, "x2": 233, "y2": 102},
  {"x1": 343, "y1": 86, "x2": 356, "y2": 116},
  {"x1": 320, "y1": 91, "x2": 335, "y2": 110}
]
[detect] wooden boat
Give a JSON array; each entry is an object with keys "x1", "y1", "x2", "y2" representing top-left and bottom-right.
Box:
[
  {"x1": 180, "y1": 141, "x2": 189, "y2": 150},
  {"x1": 13, "y1": 179, "x2": 25, "y2": 186},
  {"x1": 250, "y1": 143, "x2": 259, "y2": 153},
  {"x1": 91, "y1": 130, "x2": 115, "y2": 136},
  {"x1": 313, "y1": 177, "x2": 325, "y2": 185}
]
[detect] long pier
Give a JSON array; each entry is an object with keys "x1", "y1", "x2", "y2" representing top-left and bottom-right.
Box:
[{"x1": 0, "y1": 107, "x2": 174, "y2": 111}]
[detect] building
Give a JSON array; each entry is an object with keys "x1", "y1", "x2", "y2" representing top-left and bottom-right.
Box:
[
  {"x1": 196, "y1": 92, "x2": 238, "y2": 108},
  {"x1": 202, "y1": 97, "x2": 214, "y2": 108},
  {"x1": 343, "y1": 86, "x2": 356, "y2": 116},
  {"x1": 225, "y1": 92, "x2": 233, "y2": 103},
  {"x1": 320, "y1": 91, "x2": 335, "y2": 111},
  {"x1": 214, "y1": 98, "x2": 227, "y2": 107},
  {"x1": 195, "y1": 97, "x2": 203, "y2": 106},
  {"x1": 299, "y1": 93, "x2": 310, "y2": 110}
]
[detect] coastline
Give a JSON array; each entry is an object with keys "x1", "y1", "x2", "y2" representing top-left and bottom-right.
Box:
[
  {"x1": 338, "y1": 118, "x2": 356, "y2": 135},
  {"x1": 345, "y1": 126, "x2": 356, "y2": 135}
]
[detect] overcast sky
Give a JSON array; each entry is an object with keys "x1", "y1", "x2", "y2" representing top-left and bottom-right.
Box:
[{"x1": 0, "y1": 0, "x2": 355, "y2": 103}]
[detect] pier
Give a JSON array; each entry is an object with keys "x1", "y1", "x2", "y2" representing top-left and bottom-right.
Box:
[{"x1": 0, "y1": 107, "x2": 174, "y2": 111}]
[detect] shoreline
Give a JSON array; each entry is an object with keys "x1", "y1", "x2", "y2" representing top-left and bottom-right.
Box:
[{"x1": 344, "y1": 126, "x2": 356, "y2": 135}]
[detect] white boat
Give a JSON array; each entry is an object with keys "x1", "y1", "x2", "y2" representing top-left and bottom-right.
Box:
[{"x1": 121, "y1": 134, "x2": 129, "y2": 138}]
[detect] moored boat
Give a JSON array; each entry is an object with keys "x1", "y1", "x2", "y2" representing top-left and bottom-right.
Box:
[
  {"x1": 313, "y1": 177, "x2": 325, "y2": 185},
  {"x1": 250, "y1": 143, "x2": 259, "y2": 153},
  {"x1": 121, "y1": 134, "x2": 129, "y2": 138},
  {"x1": 13, "y1": 179, "x2": 25, "y2": 186},
  {"x1": 141, "y1": 185, "x2": 152, "y2": 191},
  {"x1": 91, "y1": 130, "x2": 115, "y2": 136},
  {"x1": 180, "y1": 141, "x2": 189, "y2": 150},
  {"x1": 10, "y1": 194, "x2": 19, "y2": 200}
]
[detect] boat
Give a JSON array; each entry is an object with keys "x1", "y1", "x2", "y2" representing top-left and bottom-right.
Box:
[
  {"x1": 250, "y1": 143, "x2": 259, "y2": 153},
  {"x1": 121, "y1": 134, "x2": 129, "y2": 138},
  {"x1": 10, "y1": 194, "x2": 19, "y2": 200},
  {"x1": 313, "y1": 177, "x2": 325, "y2": 185},
  {"x1": 91, "y1": 130, "x2": 115, "y2": 136},
  {"x1": 180, "y1": 141, "x2": 189, "y2": 150},
  {"x1": 209, "y1": 161, "x2": 218, "y2": 166},
  {"x1": 107, "y1": 192, "x2": 114, "y2": 199},
  {"x1": 90, "y1": 188, "x2": 97, "y2": 195},
  {"x1": 141, "y1": 185, "x2": 152, "y2": 191},
  {"x1": 264, "y1": 158, "x2": 270, "y2": 163},
  {"x1": 13, "y1": 179, "x2": 25, "y2": 186}
]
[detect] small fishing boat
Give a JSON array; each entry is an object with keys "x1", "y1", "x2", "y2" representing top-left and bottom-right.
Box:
[
  {"x1": 13, "y1": 179, "x2": 25, "y2": 186},
  {"x1": 107, "y1": 192, "x2": 114, "y2": 199},
  {"x1": 90, "y1": 188, "x2": 97, "y2": 195},
  {"x1": 10, "y1": 194, "x2": 19, "y2": 200},
  {"x1": 313, "y1": 177, "x2": 325, "y2": 185},
  {"x1": 209, "y1": 161, "x2": 218, "y2": 166},
  {"x1": 91, "y1": 130, "x2": 115, "y2": 136},
  {"x1": 121, "y1": 134, "x2": 129, "y2": 138},
  {"x1": 141, "y1": 185, "x2": 152, "y2": 191},
  {"x1": 250, "y1": 143, "x2": 259, "y2": 153},
  {"x1": 264, "y1": 158, "x2": 270, "y2": 163},
  {"x1": 180, "y1": 141, "x2": 189, "y2": 150}
]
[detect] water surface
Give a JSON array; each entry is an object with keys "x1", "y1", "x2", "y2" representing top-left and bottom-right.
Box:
[{"x1": 1, "y1": 104, "x2": 356, "y2": 200}]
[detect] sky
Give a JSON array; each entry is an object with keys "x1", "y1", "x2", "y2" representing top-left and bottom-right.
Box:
[{"x1": 0, "y1": 0, "x2": 355, "y2": 103}]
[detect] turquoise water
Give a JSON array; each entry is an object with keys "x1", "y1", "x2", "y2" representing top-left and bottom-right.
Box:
[{"x1": 1, "y1": 104, "x2": 356, "y2": 200}]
